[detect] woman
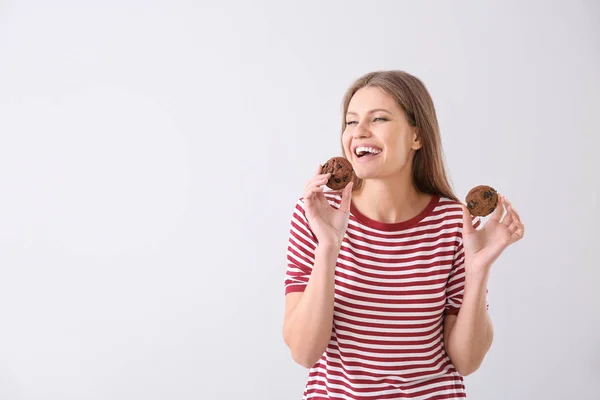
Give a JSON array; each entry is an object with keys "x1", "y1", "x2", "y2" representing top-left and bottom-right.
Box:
[{"x1": 282, "y1": 70, "x2": 524, "y2": 399}]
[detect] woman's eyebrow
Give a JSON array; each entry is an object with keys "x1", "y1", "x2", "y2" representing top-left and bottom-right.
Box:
[{"x1": 346, "y1": 108, "x2": 392, "y2": 116}]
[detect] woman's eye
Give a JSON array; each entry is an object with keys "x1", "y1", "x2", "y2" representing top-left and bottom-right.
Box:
[{"x1": 345, "y1": 118, "x2": 386, "y2": 125}]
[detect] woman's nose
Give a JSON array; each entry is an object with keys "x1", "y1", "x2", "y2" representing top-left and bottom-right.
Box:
[{"x1": 353, "y1": 123, "x2": 371, "y2": 138}]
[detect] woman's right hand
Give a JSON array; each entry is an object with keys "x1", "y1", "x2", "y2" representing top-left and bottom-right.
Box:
[{"x1": 303, "y1": 164, "x2": 354, "y2": 248}]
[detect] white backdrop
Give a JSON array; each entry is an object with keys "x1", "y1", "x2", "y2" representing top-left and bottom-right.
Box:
[{"x1": 0, "y1": 1, "x2": 598, "y2": 399}]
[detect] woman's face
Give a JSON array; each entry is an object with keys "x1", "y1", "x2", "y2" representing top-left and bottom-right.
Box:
[{"x1": 342, "y1": 86, "x2": 422, "y2": 181}]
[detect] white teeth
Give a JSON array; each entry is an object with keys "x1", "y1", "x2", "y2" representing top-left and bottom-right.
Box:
[{"x1": 355, "y1": 146, "x2": 382, "y2": 156}]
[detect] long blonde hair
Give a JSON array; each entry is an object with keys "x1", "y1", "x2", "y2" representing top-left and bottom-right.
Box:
[{"x1": 341, "y1": 70, "x2": 458, "y2": 201}]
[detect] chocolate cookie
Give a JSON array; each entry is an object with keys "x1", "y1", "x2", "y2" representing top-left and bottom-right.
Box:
[
  {"x1": 321, "y1": 157, "x2": 354, "y2": 190},
  {"x1": 465, "y1": 185, "x2": 499, "y2": 217}
]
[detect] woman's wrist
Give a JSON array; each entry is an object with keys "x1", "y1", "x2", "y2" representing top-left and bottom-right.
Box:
[
  {"x1": 318, "y1": 235, "x2": 343, "y2": 250},
  {"x1": 465, "y1": 262, "x2": 491, "y2": 282},
  {"x1": 463, "y1": 265, "x2": 490, "y2": 303},
  {"x1": 316, "y1": 239, "x2": 342, "y2": 258}
]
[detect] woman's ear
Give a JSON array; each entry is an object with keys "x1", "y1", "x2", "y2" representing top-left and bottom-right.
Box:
[{"x1": 412, "y1": 129, "x2": 422, "y2": 150}]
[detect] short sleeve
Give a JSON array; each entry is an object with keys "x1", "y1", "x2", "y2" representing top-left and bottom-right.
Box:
[
  {"x1": 445, "y1": 216, "x2": 488, "y2": 315},
  {"x1": 284, "y1": 198, "x2": 318, "y2": 295}
]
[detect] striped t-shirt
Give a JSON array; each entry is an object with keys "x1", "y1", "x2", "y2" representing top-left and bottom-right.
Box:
[{"x1": 284, "y1": 191, "x2": 484, "y2": 400}]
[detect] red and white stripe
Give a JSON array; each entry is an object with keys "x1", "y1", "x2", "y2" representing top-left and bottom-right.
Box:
[{"x1": 285, "y1": 191, "x2": 484, "y2": 400}]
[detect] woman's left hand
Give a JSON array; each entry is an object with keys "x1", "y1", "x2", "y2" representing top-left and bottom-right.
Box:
[{"x1": 462, "y1": 194, "x2": 524, "y2": 274}]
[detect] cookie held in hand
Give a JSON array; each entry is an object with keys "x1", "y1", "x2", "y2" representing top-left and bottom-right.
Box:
[
  {"x1": 321, "y1": 157, "x2": 354, "y2": 190},
  {"x1": 465, "y1": 185, "x2": 499, "y2": 217}
]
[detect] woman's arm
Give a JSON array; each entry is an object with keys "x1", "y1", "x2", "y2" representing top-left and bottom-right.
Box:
[
  {"x1": 283, "y1": 241, "x2": 340, "y2": 368},
  {"x1": 445, "y1": 196, "x2": 523, "y2": 376},
  {"x1": 444, "y1": 269, "x2": 494, "y2": 376}
]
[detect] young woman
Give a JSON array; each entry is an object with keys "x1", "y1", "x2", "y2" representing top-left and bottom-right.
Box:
[{"x1": 282, "y1": 70, "x2": 524, "y2": 400}]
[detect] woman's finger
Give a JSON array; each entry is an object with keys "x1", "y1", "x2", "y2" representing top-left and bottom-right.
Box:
[
  {"x1": 501, "y1": 210, "x2": 513, "y2": 227},
  {"x1": 339, "y1": 182, "x2": 354, "y2": 213},
  {"x1": 303, "y1": 187, "x2": 315, "y2": 201},
  {"x1": 304, "y1": 184, "x2": 325, "y2": 202},
  {"x1": 305, "y1": 174, "x2": 329, "y2": 187},
  {"x1": 509, "y1": 220, "x2": 525, "y2": 242},
  {"x1": 502, "y1": 196, "x2": 522, "y2": 222},
  {"x1": 309, "y1": 185, "x2": 325, "y2": 195},
  {"x1": 507, "y1": 204, "x2": 521, "y2": 223},
  {"x1": 517, "y1": 220, "x2": 524, "y2": 235},
  {"x1": 510, "y1": 227, "x2": 524, "y2": 243},
  {"x1": 309, "y1": 176, "x2": 329, "y2": 187},
  {"x1": 305, "y1": 174, "x2": 330, "y2": 191},
  {"x1": 489, "y1": 194, "x2": 505, "y2": 222},
  {"x1": 304, "y1": 168, "x2": 326, "y2": 200},
  {"x1": 461, "y1": 205, "x2": 475, "y2": 235},
  {"x1": 508, "y1": 221, "x2": 519, "y2": 234}
]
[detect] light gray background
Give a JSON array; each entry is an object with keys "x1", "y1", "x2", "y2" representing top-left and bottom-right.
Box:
[{"x1": 0, "y1": 0, "x2": 598, "y2": 399}]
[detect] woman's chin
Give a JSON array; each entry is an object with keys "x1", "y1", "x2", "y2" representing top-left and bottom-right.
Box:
[
  {"x1": 354, "y1": 171, "x2": 376, "y2": 181},
  {"x1": 353, "y1": 163, "x2": 378, "y2": 177}
]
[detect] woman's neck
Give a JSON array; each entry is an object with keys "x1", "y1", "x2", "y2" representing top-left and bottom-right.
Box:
[{"x1": 351, "y1": 177, "x2": 433, "y2": 224}]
